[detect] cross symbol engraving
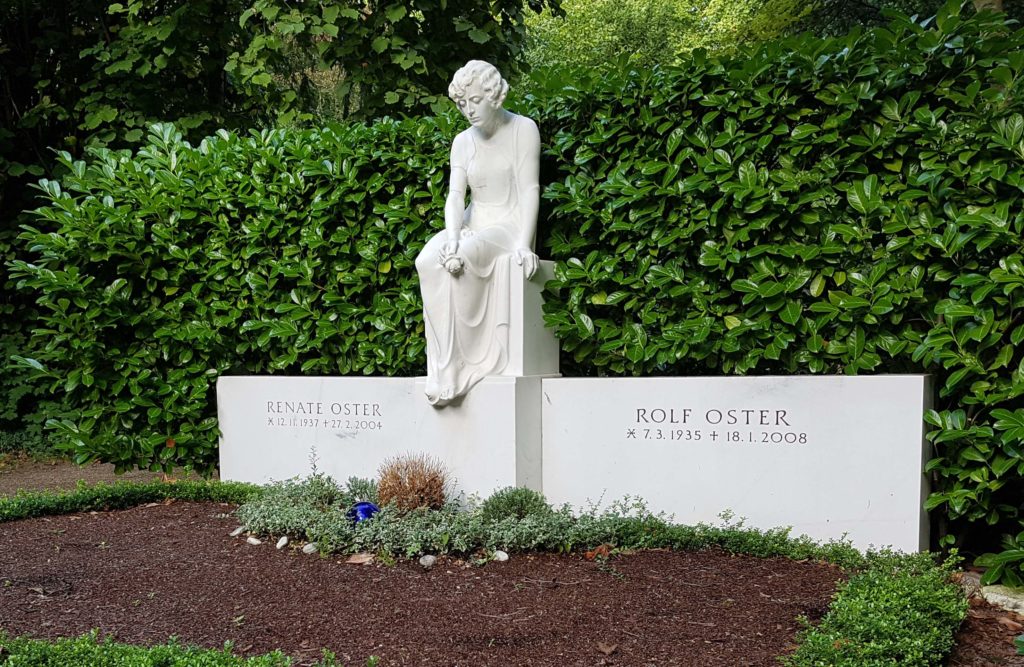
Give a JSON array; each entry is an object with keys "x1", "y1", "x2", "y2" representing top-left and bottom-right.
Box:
[
  {"x1": 266, "y1": 418, "x2": 274, "y2": 426},
  {"x1": 626, "y1": 429, "x2": 637, "y2": 439}
]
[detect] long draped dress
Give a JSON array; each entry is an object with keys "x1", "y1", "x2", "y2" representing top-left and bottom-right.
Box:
[{"x1": 415, "y1": 114, "x2": 531, "y2": 404}]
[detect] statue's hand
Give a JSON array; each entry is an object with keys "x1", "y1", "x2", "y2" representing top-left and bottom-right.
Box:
[
  {"x1": 514, "y1": 247, "x2": 538, "y2": 280},
  {"x1": 441, "y1": 238, "x2": 459, "y2": 258},
  {"x1": 438, "y1": 239, "x2": 464, "y2": 276}
]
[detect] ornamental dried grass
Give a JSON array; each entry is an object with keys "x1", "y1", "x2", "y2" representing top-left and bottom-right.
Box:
[{"x1": 377, "y1": 453, "x2": 451, "y2": 511}]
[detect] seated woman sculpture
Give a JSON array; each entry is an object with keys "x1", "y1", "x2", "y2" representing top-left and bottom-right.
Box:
[{"x1": 415, "y1": 60, "x2": 540, "y2": 406}]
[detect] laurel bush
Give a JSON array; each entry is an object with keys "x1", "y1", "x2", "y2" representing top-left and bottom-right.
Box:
[{"x1": 10, "y1": 118, "x2": 456, "y2": 474}]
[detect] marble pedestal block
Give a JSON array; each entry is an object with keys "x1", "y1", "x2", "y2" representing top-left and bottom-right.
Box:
[
  {"x1": 541, "y1": 375, "x2": 932, "y2": 552},
  {"x1": 413, "y1": 375, "x2": 545, "y2": 492},
  {"x1": 504, "y1": 260, "x2": 559, "y2": 377},
  {"x1": 218, "y1": 374, "x2": 547, "y2": 497}
]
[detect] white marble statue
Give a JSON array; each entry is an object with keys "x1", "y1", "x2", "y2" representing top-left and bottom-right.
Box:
[{"x1": 415, "y1": 60, "x2": 540, "y2": 406}]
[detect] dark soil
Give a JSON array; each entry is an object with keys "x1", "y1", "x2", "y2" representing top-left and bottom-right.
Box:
[
  {"x1": 948, "y1": 596, "x2": 1024, "y2": 666},
  {"x1": 0, "y1": 502, "x2": 839, "y2": 666},
  {"x1": 1, "y1": 460, "x2": 1021, "y2": 665}
]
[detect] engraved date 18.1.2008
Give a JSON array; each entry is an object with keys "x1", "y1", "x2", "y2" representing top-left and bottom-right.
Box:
[{"x1": 626, "y1": 427, "x2": 808, "y2": 444}]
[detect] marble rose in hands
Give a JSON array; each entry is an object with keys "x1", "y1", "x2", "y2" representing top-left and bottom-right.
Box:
[{"x1": 414, "y1": 60, "x2": 541, "y2": 406}]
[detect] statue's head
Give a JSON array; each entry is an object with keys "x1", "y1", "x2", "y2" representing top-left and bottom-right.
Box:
[{"x1": 450, "y1": 60, "x2": 509, "y2": 113}]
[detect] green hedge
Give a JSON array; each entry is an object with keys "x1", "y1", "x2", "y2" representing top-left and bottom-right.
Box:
[
  {"x1": 11, "y1": 119, "x2": 455, "y2": 473},
  {"x1": 9, "y1": 3, "x2": 1024, "y2": 563}
]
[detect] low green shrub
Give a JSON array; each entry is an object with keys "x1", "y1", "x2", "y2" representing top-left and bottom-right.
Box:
[
  {"x1": 0, "y1": 429, "x2": 58, "y2": 460},
  {"x1": 0, "y1": 632, "x2": 300, "y2": 666},
  {"x1": 783, "y1": 552, "x2": 967, "y2": 666},
  {"x1": 0, "y1": 480, "x2": 260, "y2": 523},
  {"x1": 479, "y1": 486, "x2": 552, "y2": 523}
]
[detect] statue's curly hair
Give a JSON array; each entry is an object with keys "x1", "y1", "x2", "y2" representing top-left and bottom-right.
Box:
[{"x1": 448, "y1": 60, "x2": 508, "y2": 104}]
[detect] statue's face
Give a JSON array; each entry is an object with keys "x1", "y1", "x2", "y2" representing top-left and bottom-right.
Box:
[{"x1": 454, "y1": 80, "x2": 500, "y2": 128}]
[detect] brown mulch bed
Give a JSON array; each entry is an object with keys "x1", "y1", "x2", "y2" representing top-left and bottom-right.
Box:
[
  {"x1": 948, "y1": 596, "x2": 1024, "y2": 667},
  {"x1": 0, "y1": 459, "x2": 1022, "y2": 665},
  {"x1": 0, "y1": 501, "x2": 840, "y2": 666}
]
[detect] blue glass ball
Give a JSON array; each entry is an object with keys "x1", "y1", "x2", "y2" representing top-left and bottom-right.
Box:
[{"x1": 347, "y1": 501, "x2": 380, "y2": 523}]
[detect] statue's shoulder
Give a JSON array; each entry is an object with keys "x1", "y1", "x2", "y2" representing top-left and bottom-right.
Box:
[
  {"x1": 512, "y1": 114, "x2": 540, "y2": 150},
  {"x1": 514, "y1": 113, "x2": 538, "y2": 129},
  {"x1": 450, "y1": 129, "x2": 473, "y2": 162}
]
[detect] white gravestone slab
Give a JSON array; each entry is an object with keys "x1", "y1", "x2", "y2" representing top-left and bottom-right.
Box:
[
  {"x1": 541, "y1": 376, "x2": 931, "y2": 552},
  {"x1": 218, "y1": 375, "x2": 544, "y2": 497},
  {"x1": 218, "y1": 376, "x2": 416, "y2": 484}
]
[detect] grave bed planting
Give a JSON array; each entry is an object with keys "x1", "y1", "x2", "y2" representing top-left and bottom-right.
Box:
[{"x1": 0, "y1": 480, "x2": 967, "y2": 665}]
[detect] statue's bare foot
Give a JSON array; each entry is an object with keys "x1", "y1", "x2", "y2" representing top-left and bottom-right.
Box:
[
  {"x1": 426, "y1": 385, "x2": 455, "y2": 408},
  {"x1": 440, "y1": 365, "x2": 459, "y2": 398},
  {"x1": 425, "y1": 376, "x2": 457, "y2": 407},
  {"x1": 425, "y1": 378, "x2": 441, "y2": 405}
]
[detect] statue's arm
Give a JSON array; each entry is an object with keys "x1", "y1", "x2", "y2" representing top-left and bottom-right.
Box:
[
  {"x1": 514, "y1": 117, "x2": 541, "y2": 278},
  {"x1": 444, "y1": 134, "x2": 470, "y2": 253}
]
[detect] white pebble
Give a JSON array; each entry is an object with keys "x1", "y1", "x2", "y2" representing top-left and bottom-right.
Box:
[
  {"x1": 302, "y1": 543, "x2": 319, "y2": 555},
  {"x1": 493, "y1": 550, "x2": 509, "y2": 562},
  {"x1": 246, "y1": 536, "x2": 262, "y2": 546},
  {"x1": 276, "y1": 536, "x2": 289, "y2": 550},
  {"x1": 229, "y1": 526, "x2": 245, "y2": 537},
  {"x1": 419, "y1": 555, "x2": 437, "y2": 569}
]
